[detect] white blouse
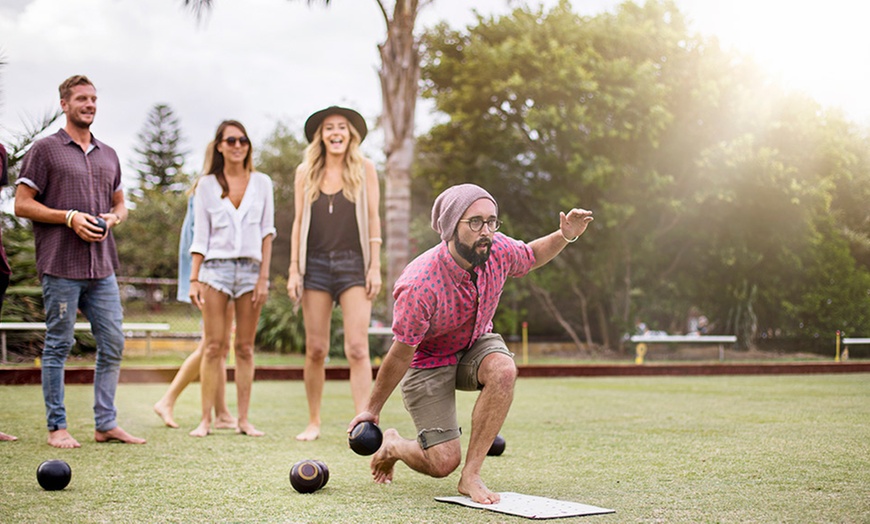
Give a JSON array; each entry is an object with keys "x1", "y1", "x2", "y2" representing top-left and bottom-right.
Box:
[{"x1": 190, "y1": 172, "x2": 276, "y2": 262}]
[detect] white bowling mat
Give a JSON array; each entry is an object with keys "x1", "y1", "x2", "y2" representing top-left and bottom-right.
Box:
[{"x1": 435, "y1": 492, "x2": 615, "y2": 519}]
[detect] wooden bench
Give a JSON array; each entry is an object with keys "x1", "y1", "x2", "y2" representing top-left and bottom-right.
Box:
[
  {"x1": 630, "y1": 334, "x2": 738, "y2": 363},
  {"x1": 0, "y1": 322, "x2": 171, "y2": 363}
]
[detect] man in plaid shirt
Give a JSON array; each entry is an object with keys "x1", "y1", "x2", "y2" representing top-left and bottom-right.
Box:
[{"x1": 15, "y1": 75, "x2": 145, "y2": 448}]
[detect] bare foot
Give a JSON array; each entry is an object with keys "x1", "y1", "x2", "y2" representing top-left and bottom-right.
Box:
[
  {"x1": 48, "y1": 429, "x2": 81, "y2": 449},
  {"x1": 0, "y1": 431, "x2": 17, "y2": 441},
  {"x1": 189, "y1": 422, "x2": 211, "y2": 438},
  {"x1": 295, "y1": 423, "x2": 320, "y2": 441},
  {"x1": 153, "y1": 401, "x2": 178, "y2": 428},
  {"x1": 236, "y1": 421, "x2": 264, "y2": 437},
  {"x1": 214, "y1": 413, "x2": 238, "y2": 430},
  {"x1": 95, "y1": 426, "x2": 146, "y2": 444},
  {"x1": 370, "y1": 428, "x2": 401, "y2": 484},
  {"x1": 458, "y1": 473, "x2": 500, "y2": 504}
]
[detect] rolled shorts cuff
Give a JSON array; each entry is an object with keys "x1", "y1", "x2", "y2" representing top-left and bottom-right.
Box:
[{"x1": 418, "y1": 427, "x2": 462, "y2": 450}]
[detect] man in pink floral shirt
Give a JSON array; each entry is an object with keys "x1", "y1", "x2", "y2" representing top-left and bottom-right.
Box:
[{"x1": 349, "y1": 184, "x2": 593, "y2": 504}]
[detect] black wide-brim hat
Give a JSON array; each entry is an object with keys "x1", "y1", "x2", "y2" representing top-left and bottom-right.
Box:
[{"x1": 304, "y1": 106, "x2": 368, "y2": 144}]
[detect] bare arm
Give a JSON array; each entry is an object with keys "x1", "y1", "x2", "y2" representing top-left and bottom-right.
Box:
[
  {"x1": 14, "y1": 184, "x2": 64, "y2": 224},
  {"x1": 253, "y1": 234, "x2": 273, "y2": 306},
  {"x1": 529, "y1": 208, "x2": 594, "y2": 270},
  {"x1": 286, "y1": 166, "x2": 306, "y2": 303},
  {"x1": 100, "y1": 189, "x2": 128, "y2": 229},
  {"x1": 364, "y1": 158, "x2": 382, "y2": 299},
  {"x1": 348, "y1": 340, "x2": 416, "y2": 429}
]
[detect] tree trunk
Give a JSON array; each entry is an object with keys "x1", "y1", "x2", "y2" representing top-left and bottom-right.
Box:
[
  {"x1": 378, "y1": 1, "x2": 420, "y2": 318},
  {"x1": 529, "y1": 282, "x2": 587, "y2": 354}
]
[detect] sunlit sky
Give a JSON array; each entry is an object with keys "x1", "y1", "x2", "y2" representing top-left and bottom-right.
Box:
[{"x1": 1, "y1": 0, "x2": 868, "y2": 178}]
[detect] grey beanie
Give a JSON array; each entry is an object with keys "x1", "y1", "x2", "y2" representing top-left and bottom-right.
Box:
[{"x1": 431, "y1": 184, "x2": 498, "y2": 241}]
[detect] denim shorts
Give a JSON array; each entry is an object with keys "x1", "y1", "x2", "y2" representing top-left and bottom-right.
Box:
[
  {"x1": 199, "y1": 258, "x2": 261, "y2": 299},
  {"x1": 304, "y1": 250, "x2": 365, "y2": 302}
]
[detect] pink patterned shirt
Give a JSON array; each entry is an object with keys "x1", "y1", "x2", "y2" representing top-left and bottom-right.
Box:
[{"x1": 392, "y1": 233, "x2": 536, "y2": 368}]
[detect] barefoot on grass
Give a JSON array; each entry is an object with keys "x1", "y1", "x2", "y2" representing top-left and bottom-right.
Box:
[
  {"x1": 370, "y1": 428, "x2": 401, "y2": 484},
  {"x1": 153, "y1": 401, "x2": 179, "y2": 428},
  {"x1": 95, "y1": 426, "x2": 146, "y2": 444},
  {"x1": 214, "y1": 414, "x2": 238, "y2": 430},
  {"x1": 189, "y1": 422, "x2": 211, "y2": 438},
  {"x1": 458, "y1": 474, "x2": 500, "y2": 505},
  {"x1": 295, "y1": 423, "x2": 320, "y2": 441},
  {"x1": 236, "y1": 421, "x2": 264, "y2": 437},
  {"x1": 0, "y1": 431, "x2": 17, "y2": 441},
  {"x1": 48, "y1": 429, "x2": 81, "y2": 449}
]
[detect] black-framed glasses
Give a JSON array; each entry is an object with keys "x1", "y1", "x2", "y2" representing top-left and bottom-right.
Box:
[
  {"x1": 458, "y1": 217, "x2": 502, "y2": 232},
  {"x1": 223, "y1": 136, "x2": 250, "y2": 146}
]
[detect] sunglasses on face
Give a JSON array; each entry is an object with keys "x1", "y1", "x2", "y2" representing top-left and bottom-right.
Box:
[{"x1": 223, "y1": 136, "x2": 250, "y2": 146}]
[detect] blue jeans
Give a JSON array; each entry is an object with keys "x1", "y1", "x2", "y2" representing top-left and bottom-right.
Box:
[{"x1": 41, "y1": 274, "x2": 125, "y2": 432}]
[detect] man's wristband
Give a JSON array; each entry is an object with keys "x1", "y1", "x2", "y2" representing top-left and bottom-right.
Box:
[
  {"x1": 65, "y1": 210, "x2": 79, "y2": 228},
  {"x1": 560, "y1": 230, "x2": 579, "y2": 243}
]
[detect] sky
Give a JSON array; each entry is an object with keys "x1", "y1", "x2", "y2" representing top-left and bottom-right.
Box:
[{"x1": 1, "y1": 0, "x2": 869, "y2": 184}]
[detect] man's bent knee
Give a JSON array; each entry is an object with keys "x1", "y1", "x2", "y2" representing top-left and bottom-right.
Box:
[
  {"x1": 424, "y1": 441, "x2": 462, "y2": 478},
  {"x1": 479, "y1": 353, "x2": 518, "y2": 387}
]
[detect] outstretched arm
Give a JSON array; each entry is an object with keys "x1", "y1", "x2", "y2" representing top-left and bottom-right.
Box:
[{"x1": 529, "y1": 208, "x2": 594, "y2": 270}]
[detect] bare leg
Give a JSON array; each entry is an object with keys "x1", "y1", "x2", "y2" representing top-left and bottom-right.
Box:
[
  {"x1": 233, "y1": 292, "x2": 263, "y2": 437},
  {"x1": 154, "y1": 339, "x2": 204, "y2": 428},
  {"x1": 338, "y1": 287, "x2": 373, "y2": 414},
  {"x1": 156, "y1": 303, "x2": 236, "y2": 429},
  {"x1": 370, "y1": 428, "x2": 461, "y2": 484},
  {"x1": 297, "y1": 290, "x2": 333, "y2": 441},
  {"x1": 47, "y1": 428, "x2": 80, "y2": 448},
  {"x1": 457, "y1": 352, "x2": 517, "y2": 504},
  {"x1": 190, "y1": 286, "x2": 230, "y2": 437},
  {"x1": 0, "y1": 431, "x2": 17, "y2": 441},
  {"x1": 214, "y1": 303, "x2": 238, "y2": 429},
  {"x1": 95, "y1": 426, "x2": 146, "y2": 444}
]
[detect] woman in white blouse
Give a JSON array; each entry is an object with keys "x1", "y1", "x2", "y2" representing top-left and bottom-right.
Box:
[{"x1": 188, "y1": 120, "x2": 275, "y2": 437}]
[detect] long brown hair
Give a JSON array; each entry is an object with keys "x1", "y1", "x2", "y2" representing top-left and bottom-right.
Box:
[{"x1": 206, "y1": 120, "x2": 254, "y2": 198}]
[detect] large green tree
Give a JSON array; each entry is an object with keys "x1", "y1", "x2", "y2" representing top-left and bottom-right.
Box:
[
  {"x1": 130, "y1": 103, "x2": 189, "y2": 194},
  {"x1": 115, "y1": 104, "x2": 191, "y2": 279},
  {"x1": 417, "y1": 0, "x2": 870, "y2": 350}
]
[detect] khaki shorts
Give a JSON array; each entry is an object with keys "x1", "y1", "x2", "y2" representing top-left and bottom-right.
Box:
[{"x1": 400, "y1": 333, "x2": 514, "y2": 449}]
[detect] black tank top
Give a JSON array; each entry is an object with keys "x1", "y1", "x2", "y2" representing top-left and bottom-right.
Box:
[{"x1": 307, "y1": 191, "x2": 361, "y2": 254}]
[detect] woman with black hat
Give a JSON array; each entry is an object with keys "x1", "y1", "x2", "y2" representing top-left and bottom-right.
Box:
[{"x1": 287, "y1": 106, "x2": 382, "y2": 441}]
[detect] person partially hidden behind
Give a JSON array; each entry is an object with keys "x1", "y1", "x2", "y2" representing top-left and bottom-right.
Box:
[
  {"x1": 348, "y1": 184, "x2": 593, "y2": 504},
  {"x1": 14, "y1": 75, "x2": 145, "y2": 448}
]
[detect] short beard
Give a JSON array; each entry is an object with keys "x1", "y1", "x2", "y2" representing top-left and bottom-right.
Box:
[{"x1": 454, "y1": 232, "x2": 492, "y2": 267}]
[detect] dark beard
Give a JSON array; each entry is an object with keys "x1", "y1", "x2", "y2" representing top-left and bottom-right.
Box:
[{"x1": 454, "y1": 233, "x2": 492, "y2": 267}]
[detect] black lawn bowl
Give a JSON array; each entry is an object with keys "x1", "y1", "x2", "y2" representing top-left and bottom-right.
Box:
[
  {"x1": 37, "y1": 459, "x2": 72, "y2": 491},
  {"x1": 290, "y1": 459, "x2": 328, "y2": 494},
  {"x1": 488, "y1": 434, "x2": 506, "y2": 456},
  {"x1": 348, "y1": 421, "x2": 383, "y2": 456}
]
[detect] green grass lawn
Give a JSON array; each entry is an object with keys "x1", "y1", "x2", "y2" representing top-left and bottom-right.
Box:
[{"x1": 1, "y1": 375, "x2": 868, "y2": 523}]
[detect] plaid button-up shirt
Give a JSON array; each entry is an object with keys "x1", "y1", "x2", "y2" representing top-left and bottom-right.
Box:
[
  {"x1": 17, "y1": 129, "x2": 122, "y2": 280},
  {"x1": 392, "y1": 233, "x2": 535, "y2": 369}
]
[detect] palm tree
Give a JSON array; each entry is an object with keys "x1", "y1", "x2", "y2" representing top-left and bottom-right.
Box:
[{"x1": 182, "y1": 0, "x2": 432, "y2": 316}]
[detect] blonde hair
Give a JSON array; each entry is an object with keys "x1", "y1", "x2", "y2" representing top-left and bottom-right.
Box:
[{"x1": 301, "y1": 119, "x2": 365, "y2": 204}]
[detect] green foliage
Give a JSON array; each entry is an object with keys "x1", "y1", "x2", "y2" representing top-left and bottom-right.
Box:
[
  {"x1": 255, "y1": 276, "x2": 344, "y2": 356},
  {"x1": 115, "y1": 188, "x2": 189, "y2": 278},
  {"x1": 130, "y1": 103, "x2": 189, "y2": 194},
  {"x1": 255, "y1": 122, "x2": 305, "y2": 278},
  {"x1": 417, "y1": 0, "x2": 870, "y2": 349},
  {"x1": 116, "y1": 103, "x2": 191, "y2": 279}
]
